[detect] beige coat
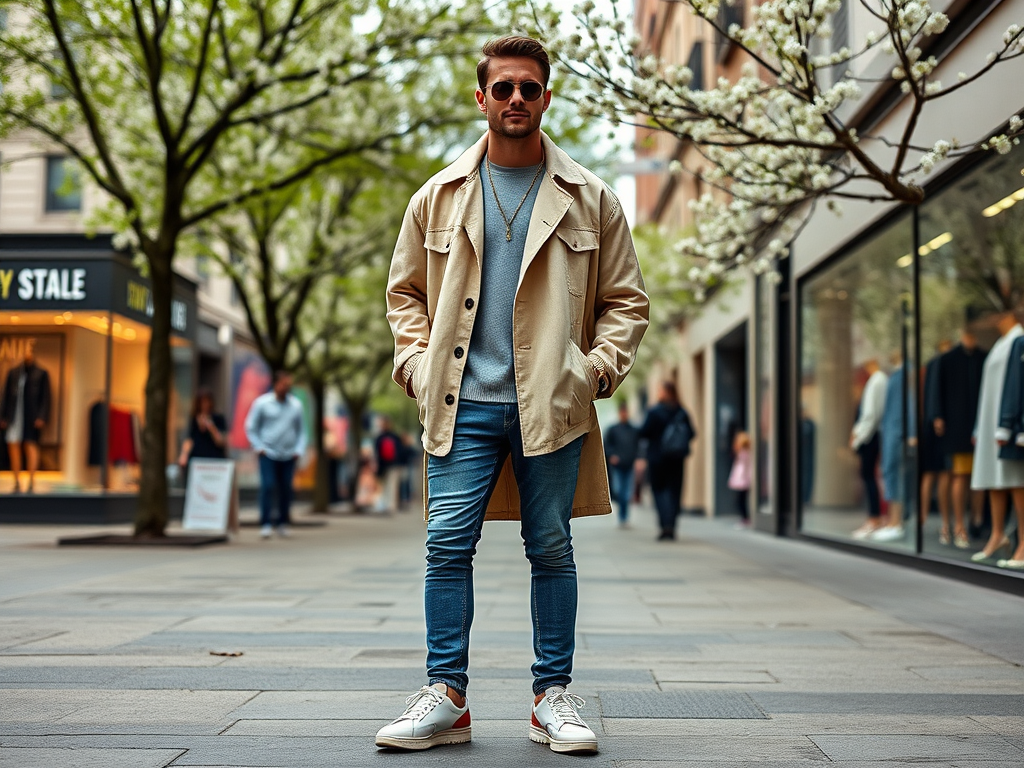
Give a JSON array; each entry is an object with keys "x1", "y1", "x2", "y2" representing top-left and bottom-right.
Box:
[{"x1": 386, "y1": 132, "x2": 649, "y2": 520}]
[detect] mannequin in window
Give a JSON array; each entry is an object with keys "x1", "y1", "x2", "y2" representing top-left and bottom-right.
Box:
[
  {"x1": 0, "y1": 349, "x2": 52, "y2": 494},
  {"x1": 993, "y1": 323, "x2": 1024, "y2": 569},
  {"x1": 930, "y1": 328, "x2": 986, "y2": 547},
  {"x1": 970, "y1": 311, "x2": 1024, "y2": 563},
  {"x1": 872, "y1": 352, "x2": 915, "y2": 542},
  {"x1": 921, "y1": 340, "x2": 954, "y2": 545},
  {"x1": 850, "y1": 358, "x2": 888, "y2": 539}
]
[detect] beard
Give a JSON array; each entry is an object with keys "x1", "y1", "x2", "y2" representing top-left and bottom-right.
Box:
[{"x1": 489, "y1": 107, "x2": 542, "y2": 139}]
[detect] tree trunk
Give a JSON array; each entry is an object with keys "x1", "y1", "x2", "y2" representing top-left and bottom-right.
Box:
[
  {"x1": 311, "y1": 376, "x2": 330, "y2": 513},
  {"x1": 134, "y1": 245, "x2": 175, "y2": 537}
]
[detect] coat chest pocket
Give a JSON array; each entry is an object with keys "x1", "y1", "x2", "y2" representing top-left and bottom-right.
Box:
[
  {"x1": 557, "y1": 228, "x2": 598, "y2": 329},
  {"x1": 423, "y1": 228, "x2": 454, "y2": 255}
]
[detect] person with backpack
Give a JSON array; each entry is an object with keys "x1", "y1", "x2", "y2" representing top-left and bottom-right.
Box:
[
  {"x1": 640, "y1": 381, "x2": 696, "y2": 541},
  {"x1": 375, "y1": 417, "x2": 403, "y2": 514}
]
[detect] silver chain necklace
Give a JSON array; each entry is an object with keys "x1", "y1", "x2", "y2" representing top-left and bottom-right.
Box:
[{"x1": 485, "y1": 156, "x2": 545, "y2": 242}]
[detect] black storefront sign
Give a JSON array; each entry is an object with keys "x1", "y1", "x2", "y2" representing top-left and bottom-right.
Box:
[{"x1": 0, "y1": 255, "x2": 196, "y2": 340}]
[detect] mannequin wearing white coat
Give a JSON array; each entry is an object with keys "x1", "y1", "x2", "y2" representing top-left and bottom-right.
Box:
[{"x1": 970, "y1": 312, "x2": 1024, "y2": 562}]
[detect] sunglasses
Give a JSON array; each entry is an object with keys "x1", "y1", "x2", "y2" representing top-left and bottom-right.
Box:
[{"x1": 483, "y1": 80, "x2": 545, "y2": 102}]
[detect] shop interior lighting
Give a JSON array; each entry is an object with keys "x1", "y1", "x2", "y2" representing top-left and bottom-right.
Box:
[
  {"x1": 982, "y1": 185, "x2": 1024, "y2": 217},
  {"x1": 896, "y1": 231, "x2": 953, "y2": 268}
]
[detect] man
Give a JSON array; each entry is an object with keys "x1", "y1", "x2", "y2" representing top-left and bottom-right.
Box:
[
  {"x1": 381, "y1": 36, "x2": 648, "y2": 754},
  {"x1": 639, "y1": 381, "x2": 695, "y2": 541},
  {"x1": 1, "y1": 349, "x2": 52, "y2": 494},
  {"x1": 374, "y1": 417, "x2": 402, "y2": 513},
  {"x1": 604, "y1": 402, "x2": 640, "y2": 528},
  {"x1": 244, "y1": 370, "x2": 306, "y2": 539}
]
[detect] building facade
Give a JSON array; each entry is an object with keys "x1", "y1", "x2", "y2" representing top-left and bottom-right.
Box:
[{"x1": 634, "y1": 0, "x2": 1024, "y2": 590}]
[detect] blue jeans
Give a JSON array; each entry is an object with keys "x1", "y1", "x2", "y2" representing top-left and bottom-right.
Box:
[
  {"x1": 425, "y1": 401, "x2": 585, "y2": 697},
  {"x1": 258, "y1": 454, "x2": 296, "y2": 527},
  {"x1": 609, "y1": 463, "x2": 634, "y2": 523}
]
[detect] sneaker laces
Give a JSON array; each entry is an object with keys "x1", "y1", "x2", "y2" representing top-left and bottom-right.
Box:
[
  {"x1": 546, "y1": 690, "x2": 587, "y2": 728},
  {"x1": 399, "y1": 686, "x2": 447, "y2": 721}
]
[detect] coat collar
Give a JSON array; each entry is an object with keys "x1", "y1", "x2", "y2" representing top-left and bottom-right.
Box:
[{"x1": 432, "y1": 131, "x2": 587, "y2": 187}]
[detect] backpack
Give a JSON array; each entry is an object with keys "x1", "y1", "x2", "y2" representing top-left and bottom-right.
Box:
[
  {"x1": 379, "y1": 435, "x2": 397, "y2": 463},
  {"x1": 660, "y1": 408, "x2": 693, "y2": 459}
]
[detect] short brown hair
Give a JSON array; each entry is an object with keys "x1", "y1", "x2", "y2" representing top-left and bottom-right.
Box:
[{"x1": 477, "y1": 36, "x2": 551, "y2": 90}]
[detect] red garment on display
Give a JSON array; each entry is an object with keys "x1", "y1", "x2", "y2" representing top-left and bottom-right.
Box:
[{"x1": 108, "y1": 407, "x2": 138, "y2": 463}]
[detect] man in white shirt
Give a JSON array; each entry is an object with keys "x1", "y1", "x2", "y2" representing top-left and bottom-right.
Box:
[
  {"x1": 850, "y1": 359, "x2": 888, "y2": 539},
  {"x1": 244, "y1": 371, "x2": 307, "y2": 538}
]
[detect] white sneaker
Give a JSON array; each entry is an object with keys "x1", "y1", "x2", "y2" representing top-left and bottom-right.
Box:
[
  {"x1": 870, "y1": 525, "x2": 905, "y2": 542},
  {"x1": 375, "y1": 684, "x2": 471, "y2": 750},
  {"x1": 260, "y1": 525, "x2": 273, "y2": 539},
  {"x1": 277, "y1": 524, "x2": 290, "y2": 538},
  {"x1": 530, "y1": 686, "x2": 598, "y2": 753}
]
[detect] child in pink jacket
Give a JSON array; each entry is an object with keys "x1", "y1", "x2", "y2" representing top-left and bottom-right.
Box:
[{"x1": 728, "y1": 431, "x2": 752, "y2": 527}]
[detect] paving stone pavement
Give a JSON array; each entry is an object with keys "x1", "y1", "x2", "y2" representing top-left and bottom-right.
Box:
[{"x1": 1, "y1": 507, "x2": 1023, "y2": 767}]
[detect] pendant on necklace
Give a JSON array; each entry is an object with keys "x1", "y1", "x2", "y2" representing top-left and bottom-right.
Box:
[{"x1": 505, "y1": 227, "x2": 512, "y2": 242}]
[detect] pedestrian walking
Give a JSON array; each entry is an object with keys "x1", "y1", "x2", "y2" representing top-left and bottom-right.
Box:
[
  {"x1": 381, "y1": 36, "x2": 648, "y2": 754},
  {"x1": 244, "y1": 371, "x2": 306, "y2": 539},
  {"x1": 604, "y1": 402, "x2": 640, "y2": 528},
  {"x1": 728, "y1": 431, "x2": 752, "y2": 527},
  {"x1": 639, "y1": 381, "x2": 695, "y2": 541},
  {"x1": 374, "y1": 417, "x2": 402, "y2": 514}
]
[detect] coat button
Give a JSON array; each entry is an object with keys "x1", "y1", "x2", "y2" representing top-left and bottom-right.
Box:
[
  {"x1": 465, "y1": 298, "x2": 474, "y2": 309},
  {"x1": 445, "y1": 394, "x2": 455, "y2": 406},
  {"x1": 454, "y1": 346, "x2": 464, "y2": 359}
]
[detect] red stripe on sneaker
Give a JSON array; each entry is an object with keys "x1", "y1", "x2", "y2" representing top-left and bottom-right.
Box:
[
  {"x1": 531, "y1": 712, "x2": 542, "y2": 728},
  {"x1": 452, "y1": 710, "x2": 471, "y2": 729}
]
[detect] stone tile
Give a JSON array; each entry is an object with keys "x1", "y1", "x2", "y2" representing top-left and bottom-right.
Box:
[
  {"x1": 970, "y1": 716, "x2": 1024, "y2": 736},
  {"x1": 597, "y1": 691, "x2": 767, "y2": 719},
  {"x1": 752, "y1": 692, "x2": 1024, "y2": 716},
  {"x1": 808, "y1": 734, "x2": 1024, "y2": 762},
  {"x1": 122, "y1": 631, "x2": 427, "y2": 650},
  {"x1": 0, "y1": 689, "x2": 257, "y2": 725},
  {"x1": 910, "y1": 665, "x2": 1024, "y2": 683},
  {"x1": 601, "y1": 714, "x2": 993, "y2": 737},
  {"x1": 652, "y1": 666, "x2": 776, "y2": 685},
  {"x1": 0, "y1": 748, "x2": 185, "y2": 768}
]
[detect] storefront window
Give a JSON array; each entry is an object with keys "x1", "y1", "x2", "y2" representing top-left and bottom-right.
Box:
[
  {"x1": 799, "y1": 214, "x2": 917, "y2": 551},
  {"x1": 918, "y1": 143, "x2": 1024, "y2": 568},
  {"x1": 1, "y1": 310, "x2": 108, "y2": 492},
  {"x1": 0, "y1": 249, "x2": 197, "y2": 508}
]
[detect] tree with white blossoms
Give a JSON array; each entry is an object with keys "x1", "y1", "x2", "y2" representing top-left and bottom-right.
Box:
[
  {"x1": 0, "y1": 0, "x2": 500, "y2": 536},
  {"x1": 535, "y1": 0, "x2": 1024, "y2": 298}
]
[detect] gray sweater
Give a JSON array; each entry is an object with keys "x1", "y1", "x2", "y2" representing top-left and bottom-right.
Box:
[{"x1": 460, "y1": 158, "x2": 545, "y2": 403}]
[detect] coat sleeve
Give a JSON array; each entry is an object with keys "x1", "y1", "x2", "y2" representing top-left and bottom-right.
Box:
[
  {"x1": 924, "y1": 356, "x2": 941, "y2": 423},
  {"x1": 38, "y1": 369, "x2": 51, "y2": 424},
  {"x1": 997, "y1": 339, "x2": 1024, "y2": 443},
  {"x1": 587, "y1": 190, "x2": 650, "y2": 398},
  {"x1": 244, "y1": 400, "x2": 264, "y2": 454},
  {"x1": 386, "y1": 199, "x2": 430, "y2": 398},
  {"x1": 851, "y1": 372, "x2": 886, "y2": 448}
]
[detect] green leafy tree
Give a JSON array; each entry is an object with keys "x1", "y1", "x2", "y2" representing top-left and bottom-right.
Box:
[{"x1": 0, "y1": 0, "x2": 497, "y2": 535}]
